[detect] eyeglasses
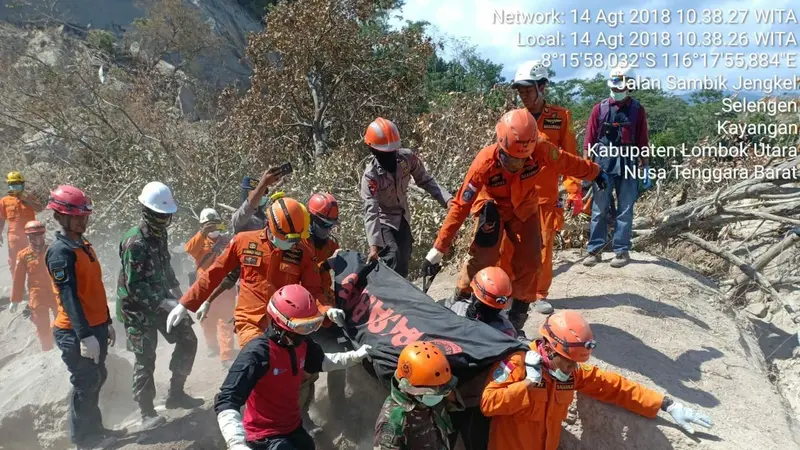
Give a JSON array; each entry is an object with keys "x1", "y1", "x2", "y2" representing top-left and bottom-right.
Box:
[{"x1": 268, "y1": 301, "x2": 323, "y2": 335}]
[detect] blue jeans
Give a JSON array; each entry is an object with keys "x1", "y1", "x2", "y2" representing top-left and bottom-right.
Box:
[
  {"x1": 54, "y1": 324, "x2": 109, "y2": 445},
  {"x1": 588, "y1": 173, "x2": 638, "y2": 254}
]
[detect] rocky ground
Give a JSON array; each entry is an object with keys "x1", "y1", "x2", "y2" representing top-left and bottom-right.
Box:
[{"x1": 1, "y1": 249, "x2": 799, "y2": 449}]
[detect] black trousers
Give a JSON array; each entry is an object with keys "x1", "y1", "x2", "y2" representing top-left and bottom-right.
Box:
[
  {"x1": 54, "y1": 324, "x2": 109, "y2": 445},
  {"x1": 247, "y1": 426, "x2": 315, "y2": 450},
  {"x1": 380, "y1": 219, "x2": 413, "y2": 278}
]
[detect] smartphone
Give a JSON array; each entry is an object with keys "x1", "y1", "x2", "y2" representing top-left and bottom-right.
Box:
[{"x1": 278, "y1": 162, "x2": 293, "y2": 176}]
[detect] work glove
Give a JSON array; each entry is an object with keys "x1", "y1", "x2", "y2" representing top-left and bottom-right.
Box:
[
  {"x1": 667, "y1": 402, "x2": 714, "y2": 434},
  {"x1": 524, "y1": 350, "x2": 542, "y2": 383},
  {"x1": 107, "y1": 324, "x2": 116, "y2": 347},
  {"x1": 159, "y1": 298, "x2": 179, "y2": 313},
  {"x1": 594, "y1": 169, "x2": 609, "y2": 191},
  {"x1": 326, "y1": 308, "x2": 346, "y2": 327},
  {"x1": 321, "y1": 344, "x2": 373, "y2": 371},
  {"x1": 422, "y1": 248, "x2": 443, "y2": 277},
  {"x1": 197, "y1": 301, "x2": 211, "y2": 322},
  {"x1": 80, "y1": 335, "x2": 101, "y2": 364},
  {"x1": 217, "y1": 409, "x2": 247, "y2": 450},
  {"x1": 566, "y1": 194, "x2": 584, "y2": 217},
  {"x1": 166, "y1": 303, "x2": 189, "y2": 334},
  {"x1": 8, "y1": 301, "x2": 23, "y2": 314}
]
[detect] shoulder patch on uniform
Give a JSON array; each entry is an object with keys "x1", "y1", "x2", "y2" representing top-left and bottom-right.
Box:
[
  {"x1": 492, "y1": 360, "x2": 515, "y2": 383},
  {"x1": 49, "y1": 259, "x2": 68, "y2": 283},
  {"x1": 551, "y1": 146, "x2": 560, "y2": 161},
  {"x1": 461, "y1": 182, "x2": 477, "y2": 202}
]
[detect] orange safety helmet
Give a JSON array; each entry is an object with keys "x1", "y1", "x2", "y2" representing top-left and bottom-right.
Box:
[
  {"x1": 24, "y1": 220, "x2": 46, "y2": 235},
  {"x1": 307, "y1": 192, "x2": 339, "y2": 225},
  {"x1": 267, "y1": 194, "x2": 310, "y2": 242},
  {"x1": 364, "y1": 117, "x2": 401, "y2": 152},
  {"x1": 470, "y1": 267, "x2": 512, "y2": 309},
  {"x1": 395, "y1": 341, "x2": 453, "y2": 388},
  {"x1": 495, "y1": 108, "x2": 538, "y2": 159},
  {"x1": 539, "y1": 310, "x2": 596, "y2": 363}
]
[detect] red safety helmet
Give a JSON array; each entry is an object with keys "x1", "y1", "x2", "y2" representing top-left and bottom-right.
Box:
[
  {"x1": 267, "y1": 284, "x2": 324, "y2": 335},
  {"x1": 47, "y1": 185, "x2": 93, "y2": 216},
  {"x1": 24, "y1": 220, "x2": 46, "y2": 235},
  {"x1": 364, "y1": 117, "x2": 401, "y2": 152},
  {"x1": 495, "y1": 108, "x2": 538, "y2": 159},
  {"x1": 307, "y1": 192, "x2": 339, "y2": 225},
  {"x1": 470, "y1": 267, "x2": 512, "y2": 309},
  {"x1": 539, "y1": 310, "x2": 596, "y2": 363}
]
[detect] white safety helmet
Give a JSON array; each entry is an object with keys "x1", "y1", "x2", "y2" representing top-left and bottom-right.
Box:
[
  {"x1": 608, "y1": 62, "x2": 636, "y2": 89},
  {"x1": 138, "y1": 181, "x2": 178, "y2": 214},
  {"x1": 512, "y1": 60, "x2": 548, "y2": 88},
  {"x1": 199, "y1": 208, "x2": 220, "y2": 224}
]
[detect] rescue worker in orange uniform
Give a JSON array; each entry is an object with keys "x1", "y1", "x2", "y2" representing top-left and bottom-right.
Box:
[
  {"x1": 45, "y1": 185, "x2": 127, "y2": 450},
  {"x1": 481, "y1": 310, "x2": 714, "y2": 450},
  {"x1": 0, "y1": 171, "x2": 44, "y2": 280},
  {"x1": 422, "y1": 109, "x2": 606, "y2": 338},
  {"x1": 166, "y1": 194, "x2": 332, "y2": 347},
  {"x1": 497, "y1": 60, "x2": 585, "y2": 316},
  {"x1": 10, "y1": 220, "x2": 58, "y2": 351},
  {"x1": 185, "y1": 207, "x2": 237, "y2": 368}
]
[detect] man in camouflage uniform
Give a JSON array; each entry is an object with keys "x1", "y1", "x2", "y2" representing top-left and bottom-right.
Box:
[
  {"x1": 117, "y1": 182, "x2": 202, "y2": 430},
  {"x1": 374, "y1": 341, "x2": 463, "y2": 450}
]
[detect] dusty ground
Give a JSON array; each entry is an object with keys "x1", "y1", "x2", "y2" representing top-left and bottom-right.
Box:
[{"x1": 1, "y1": 249, "x2": 799, "y2": 449}]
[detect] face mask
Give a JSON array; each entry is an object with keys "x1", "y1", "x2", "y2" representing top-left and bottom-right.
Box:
[
  {"x1": 371, "y1": 148, "x2": 398, "y2": 173},
  {"x1": 271, "y1": 236, "x2": 295, "y2": 251},
  {"x1": 499, "y1": 151, "x2": 524, "y2": 173},
  {"x1": 610, "y1": 90, "x2": 629, "y2": 102},
  {"x1": 311, "y1": 224, "x2": 332, "y2": 240},
  {"x1": 549, "y1": 368, "x2": 572, "y2": 382},
  {"x1": 259, "y1": 196, "x2": 268, "y2": 207},
  {"x1": 208, "y1": 231, "x2": 220, "y2": 239},
  {"x1": 419, "y1": 394, "x2": 444, "y2": 407}
]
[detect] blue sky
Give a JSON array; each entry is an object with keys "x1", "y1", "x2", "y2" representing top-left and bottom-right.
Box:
[{"x1": 392, "y1": 0, "x2": 798, "y2": 93}]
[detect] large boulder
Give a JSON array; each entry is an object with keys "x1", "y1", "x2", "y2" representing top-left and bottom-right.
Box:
[{"x1": 427, "y1": 250, "x2": 800, "y2": 449}]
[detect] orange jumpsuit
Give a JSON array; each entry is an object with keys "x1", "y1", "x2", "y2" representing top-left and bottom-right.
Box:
[
  {"x1": 11, "y1": 246, "x2": 58, "y2": 351},
  {"x1": 434, "y1": 141, "x2": 599, "y2": 301},
  {"x1": 499, "y1": 104, "x2": 582, "y2": 300},
  {"x1": 481, "y1": 346, "x2": 664, "y2": 450},
  {"x1": 308, "y1": 236, "x2": 339, "y2": 307},
  {"x1": 185, "y1": 231, "x2": 237, "y2": 361},
  {"x1": 0, "y1": 195, "x2": 37, "y2": 279},
  {"x1": 179, "y1": 228, "x2": 328, "y2": 346}
]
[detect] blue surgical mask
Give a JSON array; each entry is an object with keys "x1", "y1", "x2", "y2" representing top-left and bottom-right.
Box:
[
  {"x1": 311, "y1": 224, "x2": 332, "y2": 240},
  {"x1": 271, "y1": 236, "x2": 295, "y2": 251},
  {"x1": 610, "y1": 90, "x2": 628, "y2": 102},
  {"x1": 259, "y1": 196, "x2": 268, "y2": 207},
  {"x1": 419, "y1": 394, "x2": 444, "y2": 407},
  {"x1": 549, "y1": 368, "x2": 572, "y2": 382}
]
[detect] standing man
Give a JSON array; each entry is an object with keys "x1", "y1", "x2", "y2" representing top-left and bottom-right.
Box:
[
  {"x1": 360, "y1": 117, "x2": 452, "y2": 278},
  {"x1": 497, "y1": 60, "x2": 584, "y2": 315},
  {"x1": 583, "y1": 62, "x2": 650, "y2": 268},
  {"x1": 422, "y1": 109, "x2": 605, "y2": 338},
  {"x1": 10, "y1": 220, "x2": 58, "y2": 351},
  {"x1": 46, "y1": 185, "x2": 127, "y2": 450},
  {"x1": 185, "y1": 208, "x2": 237, "y2": 368},
  {"x1": 117, "y1": 181, "x2": 202, "y2": 430},
  {"x1": 0, "y1": 171, "x2": 43, "y2": 280},
  {"x1": 233, "y1": 168, "x2": 284, "y2": 233}
]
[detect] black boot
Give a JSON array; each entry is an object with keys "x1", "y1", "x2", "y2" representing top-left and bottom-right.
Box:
[
  {"x1": 509, "y1": 300, "x2": 530, "y2": 340},
  {"x1": 165, "y1": 377, "x2": 204, "y2": 410},
  {"x1": 139, "y1": 399, "x2": 166, "y2": 430}
]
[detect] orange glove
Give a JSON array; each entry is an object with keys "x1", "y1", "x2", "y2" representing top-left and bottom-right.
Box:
[{"x1": 566, "y1": 193, "x2": 584, "y2": 217}]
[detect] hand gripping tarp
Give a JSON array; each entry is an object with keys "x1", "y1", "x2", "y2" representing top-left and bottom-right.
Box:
[{"x1": 329, "y1": 250, "x2": 527, "y2": 388}]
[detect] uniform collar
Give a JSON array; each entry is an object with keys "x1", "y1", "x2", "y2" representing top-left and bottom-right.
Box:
[
  {"x1": 54, "y1": 231, "x2": 89, "y2": 250},
  {"x1": 389, "y1": 380, "x2": 417, "y2": 411}
]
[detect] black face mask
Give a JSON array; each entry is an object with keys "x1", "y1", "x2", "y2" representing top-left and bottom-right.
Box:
[
  {"x1": 143, "y1": 207, "x2": 172, "y2": 235},
  {"x1": 466, "y1": 296, "x2": 501, "y2": 323},
  {"x1": 371, "y1": 148, "x2": 397, "y2": 173},
  {"x1": 267, "y1": 323, "x2": 303, "y2": 347}
]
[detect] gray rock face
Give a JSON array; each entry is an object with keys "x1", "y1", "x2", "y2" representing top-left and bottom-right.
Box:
[{"x1": 0, "y1": 0, "x2": 261, "y2": 86}]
